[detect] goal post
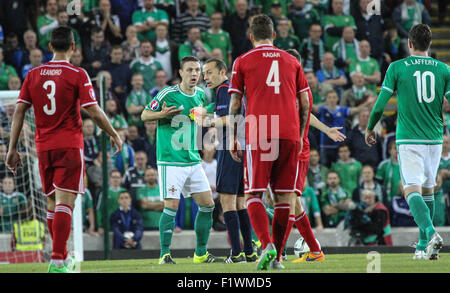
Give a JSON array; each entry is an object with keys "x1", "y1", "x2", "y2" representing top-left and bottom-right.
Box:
[{"x1": 0, "y1": 90, "x2": 83, "y2": 264}]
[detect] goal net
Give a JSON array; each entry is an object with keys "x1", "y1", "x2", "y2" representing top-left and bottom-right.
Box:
[{"x1": 0, "y1": 91, "x2": 81, "y2": 264}]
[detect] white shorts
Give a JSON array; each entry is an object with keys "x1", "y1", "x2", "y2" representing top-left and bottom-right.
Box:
[
  {"x1": 397, "y1": 144, "x2": 442, "y2": 189},
  {"x1": 157, "y1": 164, "x2": 211, "y2": 200}
]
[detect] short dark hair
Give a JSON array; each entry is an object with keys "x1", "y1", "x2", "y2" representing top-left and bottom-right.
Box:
[
  {"x1": 50, "y1": 26, "x2": 74, "y2": 52},
  {"x1": 286, "y1": 49, "x2": 301, "y2": 63},
  {"x1": 337, "y1": 143, "x2": 350, "y2": 152},
  {"x1": 205, "y1": 58, "x2": 227, "y2": 73},
  {"x1": 249, "y1": 14, "x2": 274, "y2": 41},
  {"x1": 110, "y1": 45, "x2": 123, "y2": 53},
  {"x1": 180, "y1": 56, "x2": 200, "y2": 69},
  {"x1": 91, "y1": 26, "x2": 103, "y2": 36},
  {"x1": 118, "y1": 190, "x2": 131, "y2": 197},
  {"x1": 408, "y1": 24, "x2": 432, "y2": 52}
]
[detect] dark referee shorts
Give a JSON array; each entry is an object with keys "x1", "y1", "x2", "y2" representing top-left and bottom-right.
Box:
[{"x1": 216, "y1": 148, "x2": 244, "y2": 195}]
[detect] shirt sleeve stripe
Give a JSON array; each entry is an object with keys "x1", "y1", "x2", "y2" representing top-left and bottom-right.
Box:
[
  {"x1": 81, "y1": 101, "x2": 98, "y2": 108},
  {"x1": 17, "y1": 99, "x2": 31, "y2": 104},
  {"x1": 228, "y1": 88, "x2": 242, "y2": 94},
  {"x1": 381, "y1": 86, "x2": 393, "y2": 93},
  {"x1": 298, "y1": 87, "x2": 310, "y2": 93},
  {"x1": 445, "y1": 90, "x2": 450, "y2": 96}
]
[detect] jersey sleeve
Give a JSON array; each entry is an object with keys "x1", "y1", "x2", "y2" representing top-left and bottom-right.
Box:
[
  {"x1": 297, "y1": 63, "x2": 310, "y2": 94},
  {"x1": 228, "y1": 57, "x2": 244, "y2": 95},
  {"x1": 445, "y1": 65, "x2": 450, "y2": 100},
  {"x1": 78, "y1": 69, "x2": 98, "y2": 108},
  {"x1": 145, "y1": 86, "x2": 169, "y2": 112},
  {"x1": 381, "y1": 62, "x2": 397, "y2": 94},
  {"x1": 17, "y1": 72, "x2": 32, "y2": 105},
  {"x1": 215, "y1": 86, "x2": 231, "y2": 117}
]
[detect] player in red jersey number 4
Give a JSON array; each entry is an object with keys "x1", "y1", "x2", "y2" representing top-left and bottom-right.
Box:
[{"x1": 6, "y1": 26, "x2": 122, "y2": 273}]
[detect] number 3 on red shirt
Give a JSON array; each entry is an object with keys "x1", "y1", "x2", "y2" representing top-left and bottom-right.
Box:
[{"x1": 43, "y1": 80, "x2": 56, "y2": 116}]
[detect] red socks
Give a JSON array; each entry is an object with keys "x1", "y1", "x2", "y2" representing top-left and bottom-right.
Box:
[
  {"x1": 276, "y1": 214, "x2": 295, "y2": 261},
  {"x1": 271, "y1": 203, "x2": 290, "y2": 260},
  {"x1": 295, "y1": 211, "x2": 320, "y2": 252},
  {"x1": 246, "y1": 196, "x2": 271, "y2": 249},
  {"x1": 51, "y1": 204, "x2": 73, "y2": 260}
]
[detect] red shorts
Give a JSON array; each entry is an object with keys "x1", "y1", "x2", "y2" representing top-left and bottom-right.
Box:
[
  {"x1": 37, "y1": 148, "x2": 85, "y2": 197},
  {"x1": 244, "y1": 139, "x2": 300, "y2": 194},
  {"x1": 294, "y1": 159, "x2": 310, "y2": 196}
]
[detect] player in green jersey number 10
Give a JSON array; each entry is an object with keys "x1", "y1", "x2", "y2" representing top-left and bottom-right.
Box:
[{"x1": 365, "y1": 24, "x2": 450, "y2": 261}]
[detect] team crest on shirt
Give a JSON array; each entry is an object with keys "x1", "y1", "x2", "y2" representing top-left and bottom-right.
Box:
[
  {"x1": 89, "y1": 88, "x2": 96, "y2": 100},
  {"x1": 150, "y1": 100, "x2": 159, "y2": 110},
  {"x1": 168, "y1": 185, "x2": 177, "y2": 194}
]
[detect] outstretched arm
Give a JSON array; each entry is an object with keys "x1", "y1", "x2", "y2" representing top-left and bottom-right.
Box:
[{"x1": 309, "y1": 114, "x2": 346, "y2": 142}]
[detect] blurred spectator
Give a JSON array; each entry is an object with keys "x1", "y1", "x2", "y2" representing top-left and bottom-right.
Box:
[
  {"x1": 0, "y1": 143, "x2": 8, "y2": 183},
  {"x1": 273, "y1": 18, "x2": 301, "y2": 51},
  {"x1": 349, "y1": 40, "x2": 381, "y2": 94},
  {"x1": 178, "y1": 26, "x2": 212, "y2": 63},
  {"x1": 3, "y1": 33, "x2": 20, "y2": 66},
  {"x1": 150, "y1": 69, "x2": 169, "y2": 98},
  {"x1": 94, "y1": 0, "x2": 123, "y2": 45},
  {"x1": 83, "y1": 118, "x2": 100, "y2": 167},
  {"x1": 0, "y1": 176, "x2": 27, "y2": 233},
  {"x1": 299, "y1": 23, "x2": 325, "y2": 73},
  {"x1": 96, "y1": 169, "x2": 127, "y2": 235},
  {"x1": 106, "y1": 99, "x2": 128, "y2": 130},
  {"x1": 96, "y1": 70, "x2": 122, "y2": 112},
  {"x1": 132, "y1": 0, "x2": 169, "y2": 42},
  {"x1": 332, "y1": 26, "x2": 359, "y2": 71},
  {"x1": 69, "y1": 0, "x2": 101, "y2": 48},
  {"x1": 322, "y1": 0, "x2": 356, "y2": 51},
  {"x1": 7, "y1": 76, "x2": 22, "y2": 91},
  {"x1": 0, "y1": 0, "x2": 31, "y2": 44},
  {"x1": 127, "y1": 125, "x2": 147, "y2": 151},
  {"x1": 21, "y1": 48, "x2": 43, "y2": 80},
  {"x1": 201, "y1": 12, "x2": 233, "y2": 68},
  {"x1": 11, "y1": 30, "x2": 52, "y2": 75},
  {"x1": 259, "y1": 0, "x2": 290, "y2": 16},
  {"x1": 307, "y1": 148, "x2": 329, "y2": 197},
  {"x1": 346, "y1": 189, "x2": 392, "y2": 245},
  {"x1": 37, "y1": 0, "x2": 59, "y2": 51},
  {"x1": 172, "y1": 0, "x2": 210, "y2": 44},
  {"x1": 127, "y1": 72, "x2": 151, "y2": 127},
  {"x1": 175, "y1": 196, "x2": 198, "y2": 232},
  {"x1": 340, "y1": 71, "x2": 375, "y2": 108},
  {"x1": 153, "y1": 23, "x2": 178, "y2": 81},
  {"x1": 315, "y1": 52, "x2": 347, "y2": 98},
  {"x1": 376, "y1": 140, "x2": 401, "y2": 209},
  {"x1": 288, "y1": 0, "x2": 320, "y2": 43},
  {"x1": 353, "y1": 0, "x2": 385, "y2": 62},
  {"x1": 83, "y1": 188, "x2": 97, "y2": 236},
  {"x1": 0, "y1": 47, "x2": 18, "y2": 90},
  {"x1": 111, "y1": 191, "x2": 143, "y2": 249},
  {"x1": 382, "y1": 20, "x2": 407, "y2": 76},
  {"x1": 114, "y1": 129, "x2": 135, "y2": 175},
  {"x1": 83, "y1": 27, "x2": 111, "y2": 77},
  {"x1": 346, "y1": 107, "x2": 382, "y2": 169},
  {"x1": 321, "y1": 170, "x2": 353, "y2": 227},
  {"x1": 137, "y1": 167, "x2": 163, "y2": 230},
  {"x1": 56, "y1": 10, "x2": 82, "y2": 49},
  {"x1": 268, "y1": 2, "x2": 285, "y2": 30},
  {"x1": 353, "y1": 165, "x2": 386, "y2": 203},
  {"x1": 123, "y1": 151, "x2": 150, "y2": 208},
  {"x1": 392, "y1": 0, "x2": 430, "y2": 49},
  {"x1": 11, "y1": 202, "x2": 45, "y2": 252},
  {"x1": 70, "y1": 48, "x2": 84, "y2": 67},
  {"x1": 130, "y1": 39, "x2": 163, "y2": 92},
  {"x1": 301, "y1": 181, "x2": 324, "y2": 232},
  {"x1": 223, "y1": 0, "x2": 249, "y2": 60},
  {"x1": 86, "y1": 150, "x2": 116, "y2": 197},
  {"x1": 121, "y1": 25, "x2": 141, "y2": 63},
  {"x1": 306, "y1": 69, "x2": 332, "y2": 107},
  {"x1": 143, "y1": 121, "x2": 157, "y2": 169},
  {"x1": 330, "y1": 143, "x2": 362, "y2": 196},
  {"x1": 110, "y1": 0, "x2": 138, "y2": 35},
  {"x1": 312, "y1": 90, "x2": 369, "y2": 166},
  {"x1": 439, "y1": 135, "x2": 450, "y2": 195},
  {"x1": 433, "y1": 174, "x2": 448, "y2": 227},
  {"x1": 391, "y1": 182, "x2": 415, "y2": 226},
  {"x1": 102, "y1": 45, "x2": 132, "y2": 105}
]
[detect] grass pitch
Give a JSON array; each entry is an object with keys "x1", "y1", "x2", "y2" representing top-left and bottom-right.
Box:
[{"x1": 0, "y1": 253, "x2": 449, "y2": 273}]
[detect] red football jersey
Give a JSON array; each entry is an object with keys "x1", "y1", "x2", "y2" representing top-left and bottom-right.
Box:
[
  {"x1": 298, "y1": 89, "x2": 313, "y2": 161},
  {"x1": 17, "y1": 60, "x2": 97, "y2": 152},
  {"x1": 228, "y1": 44, "x2": 310, "y2": 144}
]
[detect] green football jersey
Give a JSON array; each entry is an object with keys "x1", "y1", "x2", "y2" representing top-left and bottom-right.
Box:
[
  {"x1": 130, "y1": 57, "x2": 164, "y2": 91},
  {"x1": 96, "y1": 187, "x2": 126, "y2": 229},
  {"x1": 82, "y1": 189, "x2": 94, "y2": 228},
  {"x1": 36, "y1": 15, "x2": 57, "y2": 50},
  {"x1": 109, "y1": 113, "x2": 128, "y2": 130},
  {"x1": 301, "y1": 186, "x2": 321, "y2": 219},
  {"x1": 375, "y1": 158, "x2": 401, "y2": 205},
  {"x1": 137, "y1": 184, "x2": 162, "y2": 229},
  {"x1": 145, "y1": 85, "x2": 207, "y2": 166},
  {"x1": 439, "y1": 155, "x2": 450, "y2": 194},
  {"x1": 331, "y1": 159, "x2": 362, "y2": 196},
  {"x1": 322, "y1": 14, "x2": 356, "y2": 51},
  {"x1": 132, "y1": 7, "x2": 169, "y2": 41},
  {"x1": 273, "y1": 35, "x2": 301, "y2": 51},
  {"x1": 433, "y1": 188, "x2": 447, "y2": 226},
  {"x1": 370, "y1": 56, "x2": 450, "y2": 145},
  {"x1": 0, "y1": 192, "x2": 27, "y2": 233},
  {"x1": 201, "y1": 29, "x2": 232, "y2": 66},
  {"x1": 349, "y1": 56, "x2": 380, "y2": 93},
  {"x1": 288, "y1": 5, "x2": 320, "y2": 42}
]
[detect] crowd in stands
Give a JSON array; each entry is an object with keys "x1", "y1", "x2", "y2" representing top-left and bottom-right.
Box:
[{"x1": 0, "y1": 0, "x2": 449, "y2": 249}]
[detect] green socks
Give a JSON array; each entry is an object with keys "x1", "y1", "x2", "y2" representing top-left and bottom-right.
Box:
[
  {"x1": 159, "y1": 207, "x2": 177, "y2": 258},
  {"x1": 194, "y1": 205, "x2": 214, "y2": 256},
  {"x1": 417, "y1": 194, "x2": 435, "y2": 251},
  {"x1": 406, "y1": 192, "x2": 436, "y2": 247}
]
